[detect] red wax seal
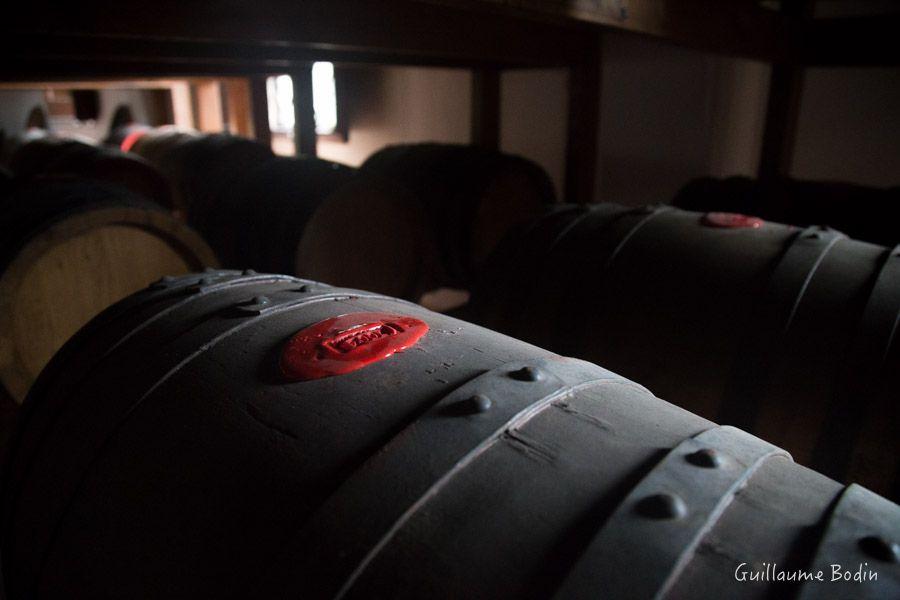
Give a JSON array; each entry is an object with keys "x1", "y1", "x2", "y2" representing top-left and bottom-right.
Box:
[
  {"x1": 280, "y1": 312, "x2": 428, "y2": 381},
  {"x1": 701, "y1": 212, "x2": 764, "y2": 229},
  {"x1": 120, "y1": 128, "x2": 149, "y2": 152}
]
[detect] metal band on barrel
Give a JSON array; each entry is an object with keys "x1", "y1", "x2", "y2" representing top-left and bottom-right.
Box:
[
  {"x1": 255, "y1": 357, "x2": 636, "y2": 599},
  {"x1": 719, "y1": 226, "x2": 844, "y2": 429},
  {"x1": 811, "y1": 245, "x2": 900, "y2": 478},
  {"x1": 554, "y1": 425, "x2": 789, "y2": 600},
  {"x1": 797, "y1": 484, "x2": 900, "y2": 600}
]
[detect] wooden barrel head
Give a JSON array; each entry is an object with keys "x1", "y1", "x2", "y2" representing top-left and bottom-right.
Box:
[
  {"x1": 210, "y1": 156, "x2": 354, "y2": 273},
  {"x1": 296, "y1": 175, "x2": 441, "y2": 299},
  {"x1": 361, "y1": 144, "x2": 557, "y2": 289},
  {"x1": 0, "y1": 187, "x2": 216, "y2": 402},
  {"x1": 470, "y1": 160, "x2": 553, "y2": 266}
]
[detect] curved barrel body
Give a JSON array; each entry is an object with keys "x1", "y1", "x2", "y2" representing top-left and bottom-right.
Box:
[
  {"x1": 211, "y1": 155, "x2": 354, "y2": 273},
  {"x1": 297, "y1": 144, "x2": 556, "y2": 301},
  {"x1": 0, "y1": 180, "x2": 217, "y2": 404},
  {"x1": 129, "y1": 129, "x2": 273, "y2": 217},
  {"x1": 0, "y1": 165, "x2": 11, "y2": 197},
  {"x1": 2, "y1": 272, "x2": 898, "y2": 599},
  {"x1": 468, "y1": 204, "x2": 900, "y2": 497},
  {"x1": 7, "y1": 136, "x2": 173, "y2": 209},
  {"x1": 673, "y1": 176, "x2": 900, "y2": 246},
  {"x1": 128, "y1": 130, "x2": 349, "y2": 273}
]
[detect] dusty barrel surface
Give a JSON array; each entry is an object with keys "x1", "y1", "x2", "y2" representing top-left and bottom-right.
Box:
[
  {"x1": 2, "y1": 271, "x2": 898, "y2": 599},
  {"x1": 467, "y1": 204, "x2": 900, "y2": 498},
  {"x1": 672, "y1": 176, "x2": 900, "y2": 247},
  {"x1": 7, "y1": 136, "x2": 173, "y2": 209},
  {"x1": 0, "y1": 180, "x2": 217, "y2": 404},
  {"x1": 297, "y1": 144, "x2": 556, "y2": 301}
]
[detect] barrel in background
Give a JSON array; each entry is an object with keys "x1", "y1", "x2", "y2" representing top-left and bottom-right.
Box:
[
  {"x1": 672, "y1": 176, "x2": 900, "y2": 247},
  {"x1": 127, "y1": 128, "x2": 354, "y2": 274},
  {"x1": 205, "y1": 155, "x2": 355, "y2": 274},
  {"x1": 5, "y1": 135, "x2": 173, "y2": 210},
  {"x1": 2, "y1": 271, "x2": 897, "y2": 598},
  {"x1": 297, "y1": 143, "x2": 557, "y2": 304},
  {"x1": 128, "y1": 129, "x2": 273, "y2": 217},
  {"x1": 0, "y1": 180, "x2": 217, "y2": 404},
  {"x1": 466, "y1": 204, "x2": 900, "y2": 498}
]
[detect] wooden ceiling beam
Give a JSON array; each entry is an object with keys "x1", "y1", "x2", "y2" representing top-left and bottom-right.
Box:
[
  {"x1": 415, "y1": 0, "x2": 794, "y2": 62},
  {"x1": 1, "y1": 0, "x2": 595, "y2": 73},
  {"x1": 800, "y1": 16, "x2": 900, "y2": 67}
]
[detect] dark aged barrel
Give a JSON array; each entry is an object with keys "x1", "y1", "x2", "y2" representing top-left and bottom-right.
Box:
[
  {"x1": 2, "y1": 272, "x2": 898, "y2": 599},
  {"x1": 200, "y1": 155, "x2": 354, "y2": 273},
  {"x1": 0, "y1": 165, "x2": 11, "y2": 196},
  {"x1": 128, "y1": 129, "x2": 274, "y2": 218},
  {"x1": 467, "y1": 204, "x2": 900, "y2": 498},
  {"x1": 672, "y1": 176, "x2": 900, "y2": 247},
  {"x1": 6, "y1": 136, "x2": 173, "y2": 210},
  {"x1": 0, "y1": 180, "x2": 217, "y2": 404},
  {"x1": 297, "y1": 144, "x2": 556, "y2": 302}
]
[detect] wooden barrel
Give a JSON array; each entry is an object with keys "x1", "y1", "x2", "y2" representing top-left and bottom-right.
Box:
[
  {"x1": 128, "y1": 129, "x2": 274, "y2": 219},
  {"x1": 7, "y1": 136, "x2": 173, "y2": 210},
  {"x1": 672, "y1": 176, "x2": 900, "y2": 247},
  {"x1": 466, "y1": 204, "x2": 900, "y2": 498},
  {"x1": 209, "y1": 156, "x2": 355, "y2": 273},
  {"x1": 0, "y1": 180, "x2": 217, "y2": 405},
  {"x1": 297, "y1": 144, "x2": 557, "y2": 302},
  {"x1": 0, "y1": 165, "x2": 11, "y2": 196},
  {"x1": 2, "y1": 271, "x2": 897, "y2": 599}
]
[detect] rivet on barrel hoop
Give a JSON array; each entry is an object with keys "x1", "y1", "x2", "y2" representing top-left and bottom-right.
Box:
[
  {"x1": 858, "y1": 535, "x2": 900, "y2": 563},
  {"x1": 510, "y1": 366, "x2": 544, "y2": 382},
  {"x1": 635, "y1": 492, "x2": 688, "y2": 520},
  {"x1": 460, "y1": 394, "x2": 492, "y2": 414},
  {"x1": 685, "y1": 448, "x2": 723, "y2": 468},
  {"x1": 150, "y1": 275, "x2": 176, "y2": 289}
]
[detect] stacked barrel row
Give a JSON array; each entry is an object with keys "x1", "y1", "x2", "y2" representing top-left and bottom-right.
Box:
[{"x1": 0, "y1": 131, "x2": 555, "y2": 438}]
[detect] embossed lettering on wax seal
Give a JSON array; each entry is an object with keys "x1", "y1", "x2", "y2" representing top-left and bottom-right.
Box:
[{"x1": 280, "y1": 312, "x2": 428, "y2": 381}]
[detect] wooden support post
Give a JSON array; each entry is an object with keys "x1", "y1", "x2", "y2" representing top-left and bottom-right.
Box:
[
  {"x1": 757, "y1": 0, "x2": 812, "y2": 182},
  {"x1": 757, "y1": 62, "x2": 804, "y2": 181},
  {"x1": 564, "y1": 37, "x2": 601, "y2": 204},
  {"x1": 292, "y1": 66, "x2": 317, "y2": 157},
  {"x1": 222, "y1": 78, "x2": 254, "y2": 137},
  {"x1": 249, "y1": 76, "x2": 272, "y2": 148},
  {"x1": 192, "y1": 80, "x2": 225, "y2": 132},
  {"x1": 471, "y1": 68, "x2": 500, "y2": 149}
]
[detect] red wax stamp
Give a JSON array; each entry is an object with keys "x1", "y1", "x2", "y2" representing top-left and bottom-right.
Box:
[
  {"x1": 280, "y1": 312, "x2": 428, "y2": 381},
  {"x1": 119, "y1": 129, "x2": 148, "y2": 152},
  {"x1": 701, "y1": 212, "x2": 764, "y2": 229}
]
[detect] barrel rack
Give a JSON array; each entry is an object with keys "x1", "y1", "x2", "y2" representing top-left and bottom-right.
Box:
[{"x1": 1, "y1": 0, "x2": 897, "y2": 203}]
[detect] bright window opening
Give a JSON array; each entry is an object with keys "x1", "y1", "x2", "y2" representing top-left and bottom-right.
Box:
[
  {"x1": 267, "y1": 74, "x2": 294, "y2": 134},
  {"x1": 266, "y1": 63, "x2": 338, "y2": 137},
  {"x1": 311, "y1": 62, "x2": 338, "y2": 135}
]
